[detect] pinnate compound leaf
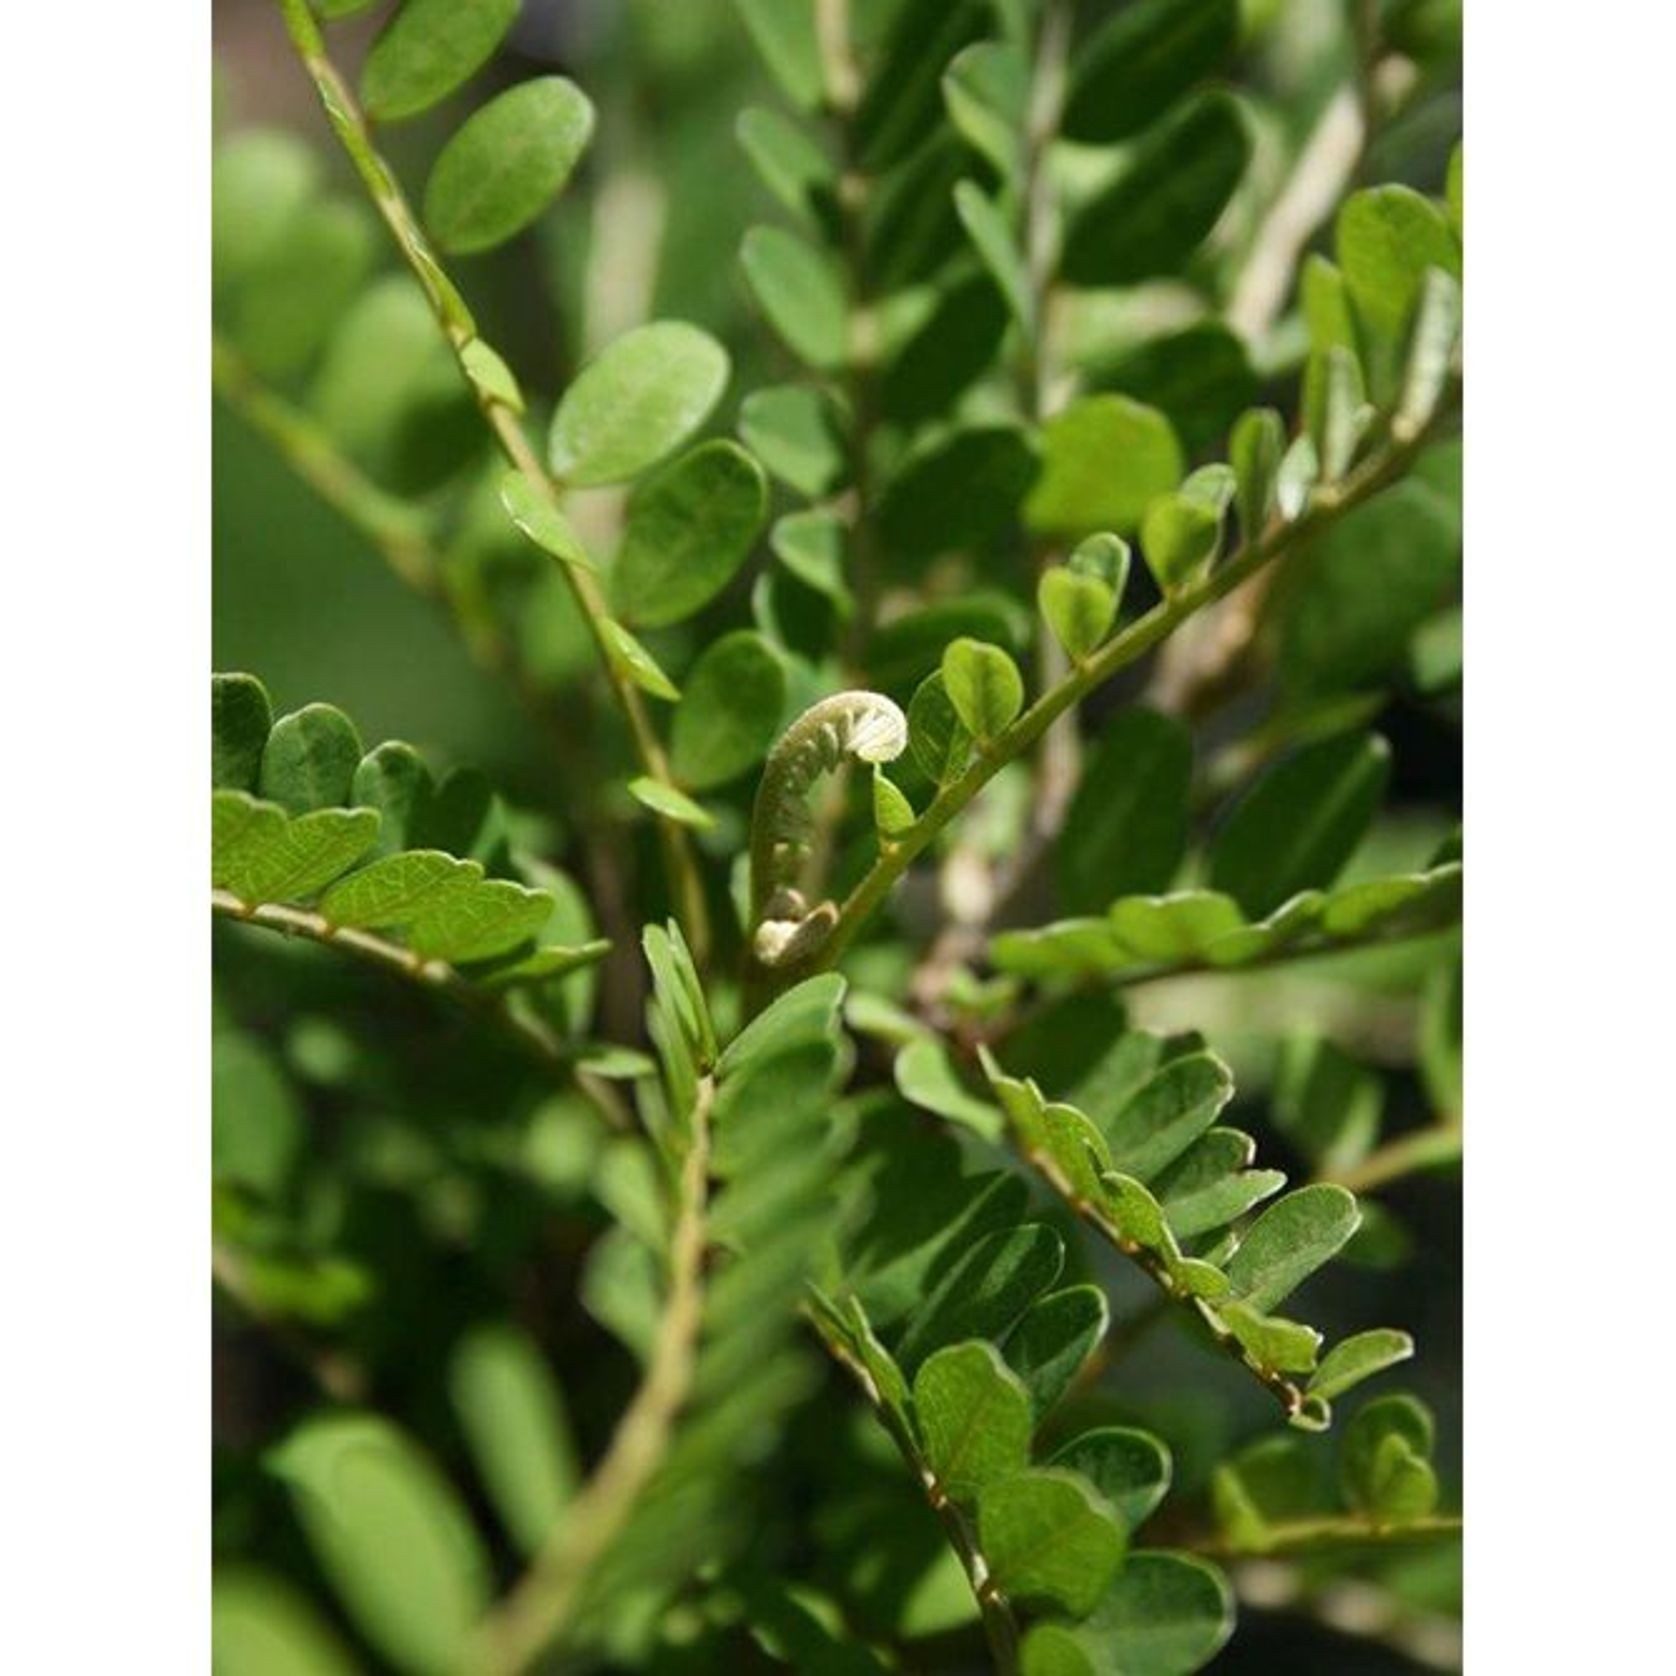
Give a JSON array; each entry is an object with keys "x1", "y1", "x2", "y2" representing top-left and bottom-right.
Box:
[
  {"x1": 212, "y1": 1570, "x2": 358, "y2": 1676},
  {"x1": 319, "y1": 849, "x2": 482, "y2": 928},
  {"x1": 1057, "y1": 709, "x2": 1192, "y2": 915},
  {"x1": 979, "y1": 1469, "x2": 1126, "y2": 1617},
  {"x1": 913, "y1": 1340, "x2": 1033, "y2": 1504},
  {"x1": 671, "y1": 630, "x2": 787, "y2": 789},
  {"x1": 1004, "y1": 1286, "x2": 1108, "y2": 1419},
  {"x1": 549, "y1": 322, "x2": 729, "y2": 487},
  {"x1": 269, "y1": 1413, "x2": 492, "y2": 1676},
  {"x1": 423, "y1": 78, "x2": 594, "y2": 254},
  {"x1": 1307, "y1": 1329, "x2": 1415, "y2": 1404},
  {"x1": 360, "y1": 0, "x2": 519, "y2": 123},
  {"x1": 1208, "y1": 732, "x2": 1390, "y2": 917},
  {"x1": 213, "y1": 672, "x2": 272, "y2": 791},
  {"x1": 1060, "y1": 93, "x2": 1250, "y2": 288},
  {"x1": 1026, "y1": 397, "x2": 1183, "y2": 539},
  {"x1": 627, "y1": 777, "x2": 715, "y2": 831},
  {"x1": 1062, "y1": 0, "x2": 1240, "y2": 143},
  {"x1": 740, "y1": 225, "x2": 848, "y2": 370},
  {"x1": 896, "y1": 1224, "x2": 1065, "y2": 1376},
  {"x1": 1226, "y1": 1184, "x2": 1361, "y2": 1313},
  {"x1": 942, "y1": 638, "x2": 1024, "y2": 740},
  {"x1": 1050, "y1": 1427, "x2": 1172, "y2": 1533},
  {"x1": 613, "y1": 440, "x2": 768, "y2": 627},
  {"x1": 448, "y1": 1323, "x2": 578, "y2": 1558},
  {"x1": 260, "y1": 704, "x2": 364, "y2": 814}
]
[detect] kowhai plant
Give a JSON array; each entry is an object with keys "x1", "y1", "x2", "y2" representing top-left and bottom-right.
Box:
[{"x1": 211, "y1": 1, "x2": 1463, "y2": 1671}]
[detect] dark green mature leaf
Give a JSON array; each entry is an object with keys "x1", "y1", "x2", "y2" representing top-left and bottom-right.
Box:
[
  {"x1": 259, "y1": 705, "x2": 364, "y2": 814},
  {"x1": 360, "y1": 0, "x2": 519, "y2": 123},
  {"x1": 213, "y1": 673, "x2": 272, "y2": 791},
  {"x1": 954, "y1": 182, "x2": 1032, "y2": 329},
  {"x1": 424, "y1": 77, "x2": 595, "y2": 255},
  {"x1": 1061, "y1": 93, "x2": 1250, "y2": 287},
  {"x1": 870, "y1": 594, "x2": 1028, "y2": 693},
  {"x1": 914, "y1": 1341, "x2": 1033, "y2": 1503},
  {"x1": 1062, "y1": 0, "x2": 1240, "y2": 143},
  {"x1": 613, "y1": 441, "x2": 768, "y2": 628},
  {"x1": 212, "y1": 1570, "x2": 358, "y2": 1676},
  {"x1": 907, "y1": 671, "x2": 975, "y2": 785},
  {"x1": 1103, "y1": 1052, "x2": 1233, "y2": 1182},
  {"x1": 1004, "y1": 1286, "x2": 1107, "y2": 1419},
  {"x1": 671, "y1": 630, "x2": 787, "y2": 789},
  {"x1": 549, "y1": 321, "x2": 730, "y2": 487},
  {"x1": 1091, "y1": 322, "x2": 1259, "y2": 457},
  {"x1": 878, "y1": 426, "x2": 1040, "y2": 562},
  {"x1": 1025, "y1": 397, "x2": 1183, "y2": 539},
  {"x1": 1051, "y1": 1428, "x2": 1172, "y2": 1533},
  {"x1": 1208, "y1": 733, "x2": 1390, "y2": 917},
  {"x1": 1153, "y1": 1130, "x2": 1284, "y2": 1240},
  {"x1": 942, "y1": 638, "x2": 1024, "y2": 740},
  {"x1": 739, "y1": 384, "x2": 848, "y2": 498},
  {"x1": 1057, "y1": 709, "x2": 1192, "y2": 915},
  {"x1": 853, "y1": 0, "x2": 993, "y2": 173},
  {"x1": 1227, "y1": 1185, "x2": 1361, "y2": 1313},
  {"x1": 879, "y1": 269, "x2": 1010, "y2": 424},
  {"x1": 741, "y1": 226, "x2": 848, "y2": 370},
  {"x1": 449, "y1": 1323, "x2": 577, "y2": 1558},
  {"x1": 979, "y1": 1470, "x2": 1126, "y2": 1616},
  {"x1": 896, "y1": 1224, "x2": 1064, "y2": 1375},
  {"x1": 942, "y1": 39, "x2": 1028, "y2": 178},
  {"x1": 270, "y1": 1413, "x2": 492, "y2": 1675}
]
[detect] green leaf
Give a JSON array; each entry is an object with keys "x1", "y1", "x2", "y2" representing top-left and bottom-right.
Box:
[
  {"x1": 954, "y1": 181, "x2": 1032, "y2": 330},
  {"x1": 740, "y1": 225, "x2": 848, "y2": 370},
  {"x1": 549, "y1": 321, "x2": 730, "y2": 487},
  {"x1": 1141, "y1": 491, "x2": 1222, "y2": 593},
  {"x1": 600, "y1": 620, "x2": 680, "y2": 701},
  {"x1": 460, "y1": 337, "x2": 523, "y2": 410},
  {"x1": 259, "y1": 703, "x2": 365, "y2": 814},
  {"x1": 894, "y1": 1037, "x2": 1001, "y2": 1140},
  {"x1": 212, "y1": 130, "x2": 318, "y2": 286},
  {"x1": 771, "y1": 510, "x2": 850, "y2": 603},
  {"x1": 1104, "y1": 1052, "x2": 1233, "y2": 1183},
  {"x1": 1208, "y1": 732, "x2": 1391, "y2": 917},
  {"x1": 941, "y1": 638, "x2": 1024, "y2": 741},
  {"x1": 1220, "y1": 1300, "x2": 1322, "y2": 1374},
  {"x1": 1109, "y1": 892, "x2": 1246, "y2": 962},
  {"x1": 1050, "y1": 1427, "x2": 1172, "y2": 1533},
  {"x1": 212, "y1": 1569, "x2": 358, "y2": 1676},
  {"x1": 1062, "y1": 0, "x2": 1240, "y2": 143},
  {"x1": 942, "y1": 40, "x2": 1028, "y2": 178},
  {"x1": 1447, "y1": 143, "x2": 1464, "y2": 236},
  {"x1": 1025, "y1": 396, "x2": 1183, "y2": 539},
  {"x1": 360, "y1": 0, "x2": 520, "y2": 123},
  {"x1": 913, "y1": 1341, "x2": 1033, "y2": 1504},
  {"x1": 627, "y1": 777, "x2": 715, "y2": 830},
  {"x1": 1341, "y1": 1394, "x2": 1439, "y2": 1520},
  {"x1": 1039, "y1": 567, "x2": 1117, "y2": 662},
  {"x1": 739, "y1": 384, "x2": 848, "y2": 498},
  {"x1": 1336, "y1": 185, "x2": 1462, "y2": 400},
  {"x1": 896, "y1": 1224, "x2": 1065, "y2": 1376},
  {"x1": 1226, "y1": 1184, "x2": 1361, "y2": 1312},
  {"x1": 218, "y1": 801, "x2": 382, "y2": 905},
  {"x1": 449, "y1": 1323, "x2": 578, "y2": 1558},
  {"x1": 1091, "y1": 321, "x2": 1259, "y2": 457},
  {"x1": 1272, "y1": 1036, "x2": 1382, "y2": 1174},
  {"x1": 613, "y1": 440, "x2": 768, "y2": 628},
  {"x1": 352, "y1": 743, "x2": 435, "y2": 855},
  {"x1": 1153, "y1": 1129, "x2": 1284, "y2": 1240},
  {"x1": 979, "y1": 1469, "x2": 1126, "y2": 1617},
  {"x1": 1004, "y1": 1285, "x2": 1108, "y2": 1419},
  {"x1": 878, "y1": 426, "x2": 1040, "y2": 561},
  {"x1": 873, "y1": 769, "x2": 917, "y2": 839},
  {"x1": 1061, "y1": 92, "x2": 1250, "y2": 287},
  {"x1": 671, "y1": 630, "x2": 787, "y2": 789},
  {"x1": 879, "y1": 268, "x2": 1010, "y2": 425},
  {"x1": 213, "y1": 672, "x2": 273, "y2": 792},
  {"x1": 1305, "y1": 343, "x2": 1372, "y2": 482},
  {"x1": 1069, "y1": 533, "x2": 1131, "y2": 595},
  {"x1": 318, "y1": 850, "x2": 482, "y2": 928},
  {"x1": 408, "y1": 877, "x2": 555, "y2": 963},
  {"x1": 498, "y1": 472, "x2": 597, "y2": 574},
  {"x1": 1230, "y1": 406, "x2": 1285, "y2": 542},
  {"x1": 1397, "y1": 268, "x2": 1462, "y2": 434},
  {"x1": 423, "y1": 77, "x2": 594, "y2": 255},
  {"x1": 734, "y1": 0, "x2": 823, "y2": 109},
  {"x1": 1308, "y1": 1328, "x2": 1415, "y2": 1403},
  {"x1": 907, "y1": 672, "x2": 975, "y2": 785},
  {"x1": 1057, "y1": 709, "x2": 1192, "y2": 915},
  {"x1": 853, "y1": 0, "x2": 992, "y2": 172},
  {"x1": 737, "y1": 105, "x2": 835, "y2": 227},
  {"x1": 213, "y1": 1029, "x2": 302, "y2": 1197},
  {"x1": 270, "y1": 1413, "x2": 492, "y2": 1675}
]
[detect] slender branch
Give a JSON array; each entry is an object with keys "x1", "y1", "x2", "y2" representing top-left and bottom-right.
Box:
[
  {"x1": 1322, "y1": 1124, "x2": 1462, "y2": 1196},
  {"x1": 807, "y1": 1309, "x2": 1021, "y2": 1672},
  {"x1": 271, "y1": 0, "x2": 710, "y2": 966},
  {"x1": 468, "y1": 1078, "x2": 715, "y2": 1675},
  {"x1": 211, "y1": 889, "x2": 628, "y2": 1127},
  {"x1": 1188, "y1": 1511, "x2": 1462, "y2": 1561},
  {"x1": 815, "y1": 398, "x2": 1457, "y2": 973}
]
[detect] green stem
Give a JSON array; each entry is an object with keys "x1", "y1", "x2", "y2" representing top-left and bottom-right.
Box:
[
  {"x1": 1323, "y1": 1124, "x2": 1463, "y2": 1195},
  {"x1": 467, "y1": 1078, "x2": 715, "y2": 1675},
  {"x1": 271, "y1": 0, "x2": 711, "y2": 967},
  {"x1": 815, "y1": 397, "x2": 1456, "y2": 972},
  {"x1": 1191, "y1": 1511, "x2": 1462, "y2": 1561}
]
